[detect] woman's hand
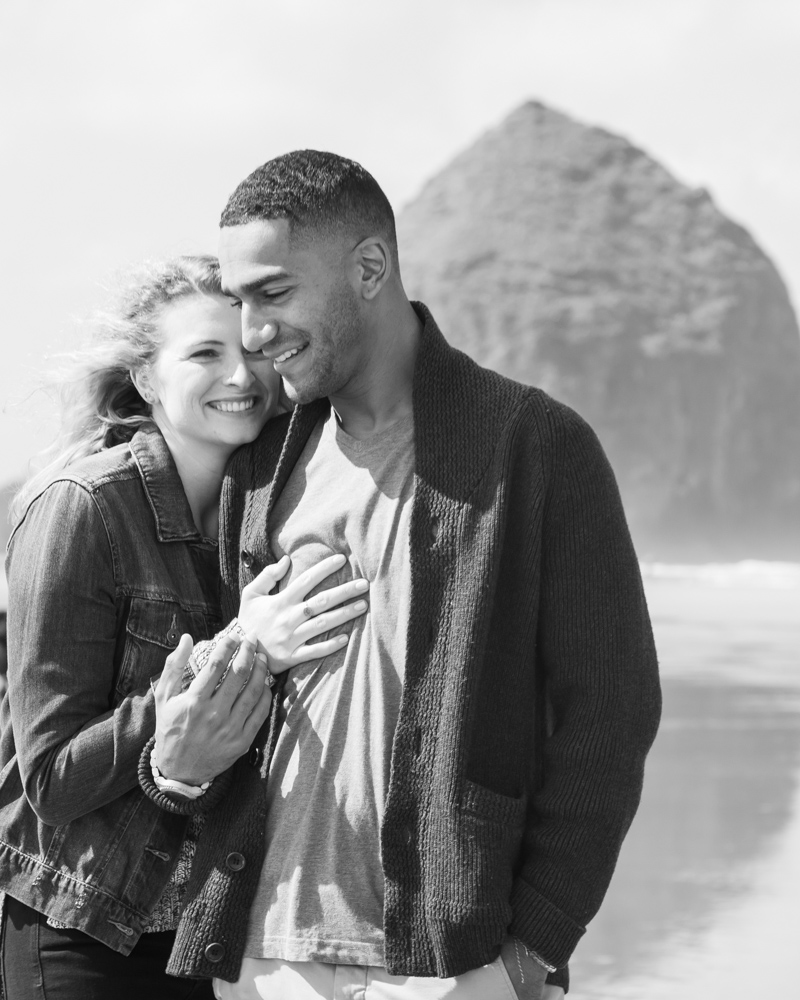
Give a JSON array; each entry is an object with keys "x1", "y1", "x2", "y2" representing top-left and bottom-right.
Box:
[
  {"x1": 153, "y1": 632, "x2": 272, "y2": 786},
  {"x1": 238, "y1": 553, "x2": 369, "y2": 674}
]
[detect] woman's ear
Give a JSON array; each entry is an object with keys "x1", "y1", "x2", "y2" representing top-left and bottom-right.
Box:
[{"x1": 130, "y1": 369, "x2": 155, "y2": 405}]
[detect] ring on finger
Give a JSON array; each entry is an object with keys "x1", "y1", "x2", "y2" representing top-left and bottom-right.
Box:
[{"x1": 303, "y1": 602, "x2": 313, "y2": 618}]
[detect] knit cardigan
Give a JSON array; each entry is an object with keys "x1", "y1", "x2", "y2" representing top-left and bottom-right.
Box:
[{"x1": 152, "y1": 303, "x2": 661, "y2": 986}]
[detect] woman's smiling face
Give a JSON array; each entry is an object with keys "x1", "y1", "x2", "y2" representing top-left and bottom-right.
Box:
[{"x1": 146, "y1": 293, "x2": 280, "y2": 460}]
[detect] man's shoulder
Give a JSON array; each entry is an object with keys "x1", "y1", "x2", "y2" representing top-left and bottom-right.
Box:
[
  {"x1": 425, "y1": 334, "x2": 587, "y2": 456},
  {"x1": 415, "y1": 301, "x2": 587, "y2": 441}
]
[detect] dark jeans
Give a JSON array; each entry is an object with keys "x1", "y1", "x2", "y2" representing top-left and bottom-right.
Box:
[{"x1": 1, "y1": 895, "x2": 214, "y2": 1000}]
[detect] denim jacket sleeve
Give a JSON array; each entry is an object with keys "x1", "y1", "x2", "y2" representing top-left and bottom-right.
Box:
[{"x1": 5, "y1": 478, "x2": 158, "y2": 827}]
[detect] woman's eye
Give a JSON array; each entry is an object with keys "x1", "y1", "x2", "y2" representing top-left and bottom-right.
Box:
[
  {"x1": 230, "y1": 299, "x2": 243, "y2": 310},
  {"x1": 190, "y1": 350, "x2": 217, "y2": 359}
]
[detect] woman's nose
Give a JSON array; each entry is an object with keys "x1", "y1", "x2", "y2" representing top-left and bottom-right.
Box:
[{"x1": 226, "y1": 360, "x2": 256, "y2": 389}]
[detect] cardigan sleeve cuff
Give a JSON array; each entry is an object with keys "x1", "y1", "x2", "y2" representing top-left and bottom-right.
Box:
[
  {"x1": 138, "y1": 734, "x2": 234, "y2": 816},
  {"x1": 508, "y1": 876, "x2": 586, "y2": 970}
]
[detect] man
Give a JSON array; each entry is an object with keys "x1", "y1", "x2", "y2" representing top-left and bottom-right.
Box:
[{"x1": 142, "y1": 151, "x2": 661, "y2": 999}]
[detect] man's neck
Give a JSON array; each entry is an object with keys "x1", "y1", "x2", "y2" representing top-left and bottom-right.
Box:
[{"x1": 329, "y1": 297, "x2": 422, "y2": 440}]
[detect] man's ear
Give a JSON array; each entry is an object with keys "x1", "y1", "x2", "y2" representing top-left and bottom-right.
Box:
[{"x1": 354, "y1": 237, "x2": 391, "y2": 300}]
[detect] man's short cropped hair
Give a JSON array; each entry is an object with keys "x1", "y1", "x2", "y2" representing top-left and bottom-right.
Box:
[{"x1": 220, "y1": 150, "x2": 398, "y2": 264}]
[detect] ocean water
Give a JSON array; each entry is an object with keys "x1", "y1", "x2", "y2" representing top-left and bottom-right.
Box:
[{"x1": 569, "y1": 562, "x2": 800, "y2": 998}]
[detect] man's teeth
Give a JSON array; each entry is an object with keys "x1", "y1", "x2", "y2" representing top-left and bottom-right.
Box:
[
  {"x1": 210, "y1": 398, "x2": 255, "y2": 413},
  {"x1": 275, "y1": 347, "x2": 302, "y2": 364}
]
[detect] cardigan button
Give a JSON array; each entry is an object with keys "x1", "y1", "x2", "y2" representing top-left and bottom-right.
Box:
[
  {"x1": 402, "y1": 825, "x2": 413, "y2": 846},
  {"x1": 226, "y1": 852, "x2": 246, "y2": 872},
  {"x1": 429, "y1": 517, "x2": 440, "y2": 543},
  {"x1": 249, "y1": 746, "x2": 264, "y2": 768},
  {"x1": 204, "y1": 942, "x2": 225, "y2": 963},
  {"x1": 241, "y1": 550, "x2": 253, "y2": 570}
]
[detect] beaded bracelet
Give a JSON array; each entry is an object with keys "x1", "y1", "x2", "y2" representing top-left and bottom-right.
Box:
[{"x1": 150, "y1": 747, "x2": 210, "y2": 800}]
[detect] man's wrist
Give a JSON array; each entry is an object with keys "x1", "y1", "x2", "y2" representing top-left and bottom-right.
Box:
[{"x1": 150, "y1": 746, "x2": 211, "y2": 800}]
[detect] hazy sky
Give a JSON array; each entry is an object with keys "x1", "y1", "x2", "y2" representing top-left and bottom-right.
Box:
[{"x1": 2, "y1": 0, "x2": 799, "y2": 480}]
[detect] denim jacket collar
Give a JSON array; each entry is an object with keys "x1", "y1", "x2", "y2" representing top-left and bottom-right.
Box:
[{"x1": 129, "y1": 426, "x2": 204, "y2": 544}]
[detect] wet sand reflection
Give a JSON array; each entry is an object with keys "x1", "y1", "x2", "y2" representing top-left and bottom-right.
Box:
[{"x1": 569, "y1": 576, "x2": 800, "y2": 998}]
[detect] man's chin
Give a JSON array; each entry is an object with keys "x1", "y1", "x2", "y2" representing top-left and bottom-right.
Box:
[{"x1": 283, "y1": 379, "x2": 324, "y2": 406}]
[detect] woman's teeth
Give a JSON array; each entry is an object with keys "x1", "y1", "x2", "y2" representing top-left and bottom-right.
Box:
[{"x1": 210, "y1": 398, "x2": 255, "y2": 413}]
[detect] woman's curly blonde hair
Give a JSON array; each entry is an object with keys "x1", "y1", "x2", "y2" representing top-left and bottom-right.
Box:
[{"x1": 13, "y1": 255, "x2": 223, "y2": 521}]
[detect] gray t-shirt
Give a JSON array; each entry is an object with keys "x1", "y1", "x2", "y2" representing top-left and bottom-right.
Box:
[{"x1": 243, "y1": 409, "x2": 415, "y2": 966}]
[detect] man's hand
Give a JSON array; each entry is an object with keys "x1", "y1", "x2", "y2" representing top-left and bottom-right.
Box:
[
  {"x1": 238, "y1": 553, "x2": 370, "y2": 674},
  {"x1": 153, "y1": 632, "x2": 272, "y2": 786},
  {"x1": 499, "y1": 937, "x2": 552, "y2": 1000}
]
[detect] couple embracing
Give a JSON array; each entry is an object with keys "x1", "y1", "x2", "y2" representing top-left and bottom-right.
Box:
[{"x1": 0, "y1": 151, "x2": 661, "y2": 1000}]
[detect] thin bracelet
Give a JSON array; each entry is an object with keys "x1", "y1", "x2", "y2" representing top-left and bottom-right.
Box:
[{"x1": 150, "y1": 748, "x2": 210, "y2": 800}]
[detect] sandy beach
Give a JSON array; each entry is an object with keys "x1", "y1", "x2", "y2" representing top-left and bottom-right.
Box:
[{"x1": 569, "y1": 568, "x2": 800, "y2": 998}]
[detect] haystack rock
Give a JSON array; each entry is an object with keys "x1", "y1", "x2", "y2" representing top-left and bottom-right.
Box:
[{"x1": 398, "y1": 102, "x2": 800, "y2": 560}]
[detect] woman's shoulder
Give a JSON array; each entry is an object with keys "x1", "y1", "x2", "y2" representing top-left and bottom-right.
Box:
[
  {"x1": 41, "y1": 440, "x2": 139, "y2": 495},
  {"x1": 11, "y1": 441, "x2": 141, "y2": 531}
]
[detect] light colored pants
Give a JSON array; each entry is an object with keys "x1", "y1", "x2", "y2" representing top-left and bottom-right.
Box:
[{"x1": 213, "y1": 956, "x2": 566, "y2": 999}]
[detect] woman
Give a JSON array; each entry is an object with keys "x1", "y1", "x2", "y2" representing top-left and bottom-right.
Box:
[{"x1": 0, "y1": 257, "x2": 367, "y2": 998}]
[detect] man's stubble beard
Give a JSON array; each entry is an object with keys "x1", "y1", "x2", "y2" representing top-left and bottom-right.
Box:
[{"x1": 284, "y1": 286, "x2": 366, "y2": 405}]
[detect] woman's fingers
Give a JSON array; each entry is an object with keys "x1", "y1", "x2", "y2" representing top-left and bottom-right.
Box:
[
  {"x1": 190, "y1": 634, "x2": 241, "y2": 698},
  {"x1": 240, "y1": 658, "x2": 274, "y2": 740},
  {"x1": 295, "y1": 599, "x2": 369, "y2": 641},
  {"x1": 156, "y1": 634, "x2": 194, "y2": 699},
  {"x1": 214, "y1": 635, "x2": 257, "y2": 708},
  {"x1": 284, "y1": 553, "x2": 348, "y2": 600},
  {"x1": 299, "y1": 577, "x2": 370, "y2": 618},
  {"x1": 245, "y1": 555, "x2": 291, "y2": 596},
  {"x1": 231, "y1": 651, "x2": 269, "y2": 717},
  {"x1": 292, "y1": 633, "x2": 351, "y2": 664}
]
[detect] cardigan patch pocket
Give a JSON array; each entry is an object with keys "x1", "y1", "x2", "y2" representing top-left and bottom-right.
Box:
[
  {"x1": 117, "y1": 598, "x2": 210, "y2": 700},
  {"x1": 431, "y1": 779, "x2": 526, "y2": 922}
]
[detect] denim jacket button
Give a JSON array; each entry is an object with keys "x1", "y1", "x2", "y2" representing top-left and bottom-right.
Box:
[
  {"x1": 166, "y1": 613, "x2": 180, "y2": 646},
  {"x1": 204, "y1": 942, "x2": 225, "y2": 963},
  {"x1": 226, "y1": 852, "x2": 246, "y2": 872}
]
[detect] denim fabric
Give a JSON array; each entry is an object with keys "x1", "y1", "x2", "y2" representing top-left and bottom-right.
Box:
[
  {"x1": 0, "y1": 426, "x2": 222, "y2": 955},
  {"x1": 1, "y1": 894, "x2": 215, "y2": 999}
]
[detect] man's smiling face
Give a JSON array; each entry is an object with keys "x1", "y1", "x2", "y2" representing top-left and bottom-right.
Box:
[{"x1": 219, "y1": 218, "x2": 368, "y2": 405}]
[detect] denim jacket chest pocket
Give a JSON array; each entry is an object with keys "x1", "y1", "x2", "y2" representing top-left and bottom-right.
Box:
[{"x1": 117, "y1": 597, "x2": 219, "y2": 700}]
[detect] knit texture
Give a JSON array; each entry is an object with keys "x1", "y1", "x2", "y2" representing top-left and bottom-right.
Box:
[{"x1": 163, "y1": 304, "x2": 661, "y2": 987}]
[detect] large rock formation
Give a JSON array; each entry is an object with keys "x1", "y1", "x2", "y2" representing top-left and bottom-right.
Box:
[{"x1": 398, "y1": 102, "x2": 800, "y2": 559}]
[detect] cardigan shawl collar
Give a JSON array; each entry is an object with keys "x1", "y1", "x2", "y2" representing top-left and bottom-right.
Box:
[{"x1": 219, "y1": 301, "x2": 531, "y2": 619}]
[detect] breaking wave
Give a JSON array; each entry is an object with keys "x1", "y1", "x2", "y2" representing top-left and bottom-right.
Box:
[{"x1": 640, "y1": 561, "x2": 800, "y2": 589}]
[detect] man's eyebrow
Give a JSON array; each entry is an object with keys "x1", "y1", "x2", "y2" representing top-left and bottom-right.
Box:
[{"x1": 224, "y1": 273, "x2": 290, "y2": 297}]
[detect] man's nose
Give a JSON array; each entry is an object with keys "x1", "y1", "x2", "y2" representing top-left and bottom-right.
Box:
[{"x1": 242, "y1": 308, "x2": 278, "y2": 352}]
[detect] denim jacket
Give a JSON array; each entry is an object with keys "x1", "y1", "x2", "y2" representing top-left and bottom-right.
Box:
[{"x1": 0, "y1": 426, "x2": 221, "y2": 954}]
